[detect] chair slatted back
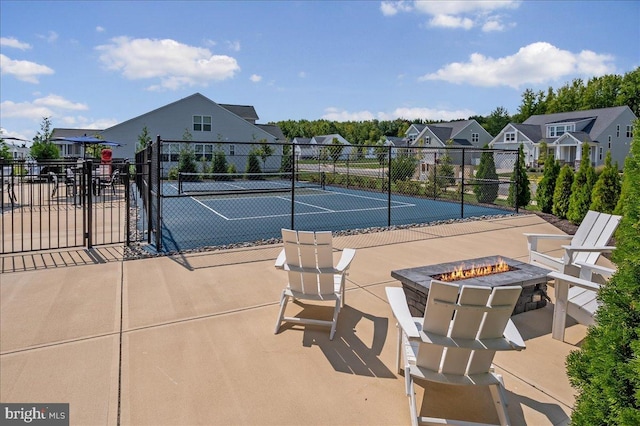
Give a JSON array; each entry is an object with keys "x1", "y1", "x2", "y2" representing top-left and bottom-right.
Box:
[
  {"x1": 417, "y1": 281, "x2": 520, "y2": 377},
  {"x1": 578, "y1": 213, "x2": 621, "y2": 266},
  {"x1": 282, "y1": 229, "x2": 335, "y2": 296}
]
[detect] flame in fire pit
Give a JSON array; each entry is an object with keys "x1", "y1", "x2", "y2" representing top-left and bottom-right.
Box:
[{"x1": 436, "y1": 257, "x2": 512, "y2": 282}]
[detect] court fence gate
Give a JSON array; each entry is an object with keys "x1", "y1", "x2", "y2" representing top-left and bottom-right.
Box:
[
  {"x1": 134, "y1": 138, "x2": 520, "y2": 254},
  {"x1": 2, "y1": 158, "x2": 131, "y2": 254}
]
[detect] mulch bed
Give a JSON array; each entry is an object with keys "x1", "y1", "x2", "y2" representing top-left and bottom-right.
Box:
[{"x1": 532, "y1": 211, "x2": 579, "y2": 235}]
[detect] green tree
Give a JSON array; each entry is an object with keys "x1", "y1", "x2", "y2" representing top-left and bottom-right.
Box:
[
  {"x1": 0, "y1": 138, "x2": 11, "y2": 160},
  {"x1": 567, "y1": 143, "x2": 597, "y2": 224},
  {"x1": 536, "y1": 155, "x2": 561, "y2": 213},
  {"x1": 177, "y1": 144, "x2": 198, "y2": 181},
  {"x1": 474, "y1": 146, "x2": 499, "y2": 203},
  {"x1": 618, "y1": 67, "x2": 640, "y2": 117},
  {"x1": 566, "y1": 121, "x2": 640, "y2": 425},
  {"x1": 280, "y1": 143, "x2": 293, "y2": 173},
  {"x1": 257, "y1": 139, "x2": 274, "y2": 171},
  {"x1": 211, "y1": 144, "x2": 229, "y2": 179},
  {"x1": 137, "y1": 125, "x2": 152, "y2": 152},
  {"x1": 390, "y1": 153, "x2": 417, "y2": 182},
  {"x1": 506, "y1": 144, "x2": 531, "y2": 208},
  {"x1": 327, "y1": 138, "x2": 344, "y2": 172},
  {"x1": 483, "y1": 106, "x2": 511, "y2": 136},
  {"x1": 30, "y1": 117, "x2": 59, "y2": 160},
  {"x1": 552, "y1": 165, "x2": 574, "y2": 218},
  {"x1": 246, "y1": 148, "x2": 262, "y2": 178},
  {"x1": 537, "y1": 140, "x2": 549, "y2": 167},
  {"x1": 590, "y1": 151, "x2": 621, "y2": 213}
]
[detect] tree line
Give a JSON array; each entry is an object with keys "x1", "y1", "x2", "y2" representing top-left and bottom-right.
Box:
[{"x1": 273, "y1": 67, "x2": 640, "y2": 143}]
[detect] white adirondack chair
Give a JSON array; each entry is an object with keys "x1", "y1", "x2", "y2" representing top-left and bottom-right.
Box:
[
  {"x1": 386, "y1": 283, "x2": 525, "y2": 426},
  {"x1": 548, "y1": 270, "x2": 610, "y2": 342},
  {"x1": 274, "y1": 229, "x2": 356, "y2": 340},
  {"x1": 524, "y1": 210, "x2": 620, "y2": 276}
]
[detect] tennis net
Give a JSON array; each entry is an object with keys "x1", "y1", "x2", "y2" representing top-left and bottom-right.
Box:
[{"x1": 177, "y1": 171, "x2": 325, "y2": 195}]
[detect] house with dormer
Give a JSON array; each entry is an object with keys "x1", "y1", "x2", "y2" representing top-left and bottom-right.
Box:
[
  {"x1": 489, "y1": 106, "x2": 636, "y2": 169},
  {"x1": 89, "y1": 93, "x2": 282, "y2": 175}
]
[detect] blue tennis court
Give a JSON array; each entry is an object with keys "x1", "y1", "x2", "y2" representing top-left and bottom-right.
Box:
[{"x1": 156, "y1": 183, "x2": 510, "y2": 252}]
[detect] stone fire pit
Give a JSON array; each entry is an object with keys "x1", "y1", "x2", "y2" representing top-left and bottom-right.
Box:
[{"x1": 391, "y1": 255, "x2": 549, "y2": 317}]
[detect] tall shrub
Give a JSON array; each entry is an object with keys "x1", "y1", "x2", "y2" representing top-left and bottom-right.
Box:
[
  {"x1": 568, "y1": 143, "x2": 597, "y2": 224},
  {"x1": 552, "y1": 165, "x2": 574, "y2": 219},
  {"x1": 507, "y1": 144, "x2": 531, "y2": 208},
  {"x1": 536, "y1": 155, "x2": 561, "y2": 213},
  {"x1": 473, "y1": 146, "x2": 499, "y2": 203},
  {"x1": 566, "y1": 120, "x2": 640, "y2": 425},
  {"x1": 590, "y1": 151, "x2": 621, "y2": 213},
  {"x1": 246, "y1": 149, "x2": 262, "y2": 178},
  {"x1": 177, "y1": 144, "x2": 198, "y2": 181}
]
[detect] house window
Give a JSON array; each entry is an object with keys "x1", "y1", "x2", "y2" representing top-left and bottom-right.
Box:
[
  {"x1": 547, "y1": 124, "x2": 574, "y2": 138},
  {"x1": 617, "y1": 125, "x2": 620, "y2": 137},
  {"x1": 193, "y1": 115, "x2": 212, "y2": 132},
  {"x1": 608, "y1": 136, "x2": 612, "y2": 148},
  {"x1": 599, "y1": 147, "x2": 603, "y2": 160},
  {"x1": 505, "y1": 132, "x2": 515, "y2": 142},
  {"x1": 229, "y1": 145, "x2": 235, "y2": 156},
  {"x1": 471, "y1": 133, "x2": 479, "y2": 143},
  {"x1": 627, "y1": 125, "x2": 633, "y2": 138},
  {"x1": 195, "y1": 144, "x2": 204, "y2": 160}
]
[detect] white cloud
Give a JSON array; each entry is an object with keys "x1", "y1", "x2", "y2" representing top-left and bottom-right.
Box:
[
  {"x1": 0, "y1": 95, "x2": 89, "y2": 123},
  {"x1": 96, "y1": 26, "x2": 105, "y2": 33},
  {"x1": 322, "y1": 106, "x2": 474, "y2": 122},
  {"x1": 0, "y1": 54, "x2": 54, "y2": 83},
  {"x1": 429, "y1": 14, "x2": 474, "y2": 30},
  {"x1": 34, "y1": 94, "x2": 88, "y2": 111},
  {"x1": 379, "y1": 107, "x2": 476, "y2": 122},
  {"x1": 322, "y1": 107, "x2": 375, "y2": 121},
  {"x1": 37, "y1": 30, "x2": 59, "y2": 43},
  {"x1": 96, "y1": 37, "x2": 241, "y2": 90},
  {"x1": 298, "y1": 71, "x2": 307, "y2": 78},
  {"x1": 383, "y1": 0, "x2": 520, "y2": 31},
  {"x1": 226, "y1": 40, "x2": 241, "y2": 52},
  {"x1": 250, "y1": 74, "x2": 262, "y2": 82},
  {"x1": 0, "y1": 37, "x2": 31, "y2": 50},
  {"x1": 380, "y1": 1, "x2": 413, "y2": 16},
  {"x1": 419, "y1": 42, "x2": 616, "y2": 89}
]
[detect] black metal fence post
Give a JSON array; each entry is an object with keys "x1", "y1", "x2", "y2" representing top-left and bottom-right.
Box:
[
  {"x1": 387, "y1": 146, "x2": 392, "y2": 226},
  {"x1": 460, "y1": 148, "x2": 465, "y2": 219},
  {"x1": 291, "y1": 142, "x2": 296, "y2": 230},
  {"x1": 146, "y1": 159, "x2": 152, "y2": 244},
  {"x1": 155, "y1": 136, "x2": 162, "y2": 252},
  {"x1": 125, "y1": 160, "x2": 131, "y2": 246},
  {"x1": 86, "y1": 160, "x2": 93, "y2": 249}
]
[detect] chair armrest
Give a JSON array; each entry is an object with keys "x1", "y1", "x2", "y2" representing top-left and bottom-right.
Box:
[
  {"x1": 523, "y1": 233, "x2": 572, "y2": 241},
  {"x1": 504, "y1": 319, "x2": 526, "y2": 350},
  {"x1": 562, "y1": 245, "x2": 616, "y2": 264},
  {"x1": 385, "y1": 287, "x2": 420, "y2": 338},
  {"x1": 574, "y1": 261, "x2": 615, "y2": 280},
  {"x1": 335, "y1": 248, "x2": 356, "y2": 272},
  {"x1": 274, "y1": 249, "x2": 286, "y2": 269},
  {"x1": 548, "y1": 271, "x2": 602, "y2": 292}
]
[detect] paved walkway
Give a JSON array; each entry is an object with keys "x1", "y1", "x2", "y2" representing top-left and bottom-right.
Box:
[{"x1": 1, "y1": 214, "x2": 589, "y2": 425}]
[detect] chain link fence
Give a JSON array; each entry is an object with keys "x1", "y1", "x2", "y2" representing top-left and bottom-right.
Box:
[{"x1": 131, "y1": 139, "x2": 519, "y2": 253}]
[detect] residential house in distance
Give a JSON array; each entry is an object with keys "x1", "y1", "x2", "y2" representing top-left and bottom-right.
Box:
[
  {"x1": 489, "y1": 106, "x2": 636, "y2": 170},
  {"x1": 293, "y1": 134, "x2": 353, "y2": 160},
  {"x1": 95, "y1": 93, "x2": 281, "y2": 176},
  {"x1": 405, "y1": 119, "x2": 494, "y2": 180}
]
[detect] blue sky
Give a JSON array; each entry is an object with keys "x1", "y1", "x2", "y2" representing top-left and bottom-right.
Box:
[{"x1": 1, "y1": 0, "x2": 639, "y2": 142}]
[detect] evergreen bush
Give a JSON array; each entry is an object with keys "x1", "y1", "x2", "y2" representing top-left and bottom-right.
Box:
[
  {"x1": 566, "y1": 120, "x2": 640, "y2": 425},
  {"x1": 473, "y1": 146, "x2": 499, "y2": 204},
  {"x1": 212, "y1": 150, "x2": 230, "y2": 180},
  {"x1": 552, "y1": 165, "x2": 574, "y2": 219},
  {"x1": 567, "y1": 143, "x2": 597, "y2": 224},
  {"x1": 177, "y1": 145, "x2": 198, "y2": 181},
  {"x1": 245, "y1": 149, "x2": 262, "y2": 178},
  {"x1": 590, "y1": 151, "x2": 621, "y2": 214},
  {"x1": 507, "y1": 144, "x2": 531, "y2": 208},
  {"x1": 536, "y1": 155, "x2": 561, "y2": 213}
]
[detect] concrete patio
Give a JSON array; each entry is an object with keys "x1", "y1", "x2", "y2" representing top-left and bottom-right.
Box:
[{"x1": 1, "y1": 214, "x2": 594, "y2": 425}]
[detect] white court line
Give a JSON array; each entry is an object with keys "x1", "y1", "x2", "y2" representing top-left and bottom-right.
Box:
[
  {"x1": 184, "y1": 189, "x2": 416, "y2": 221},
  {"x1": 190, "y1": 197, "x2": 230, "y2": 220}
]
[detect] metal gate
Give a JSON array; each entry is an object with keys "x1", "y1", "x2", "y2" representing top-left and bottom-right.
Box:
[{"x1": 1, "y1": 159, "x2": 130, "y2": 254}]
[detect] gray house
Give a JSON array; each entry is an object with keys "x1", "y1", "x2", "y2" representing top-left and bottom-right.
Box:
[
  {"x1": 409, "y1": 120, "x2": 492, "y2": 149},
  {"x1": 95, "y1": 93, "x2": 281, "y2": 174},
  {"x1": 293, "y1": 134, "x2": 353, "y2": 160},
  {"x1": 489, "y1": 106, "x2": 636, "y2": 169}
]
